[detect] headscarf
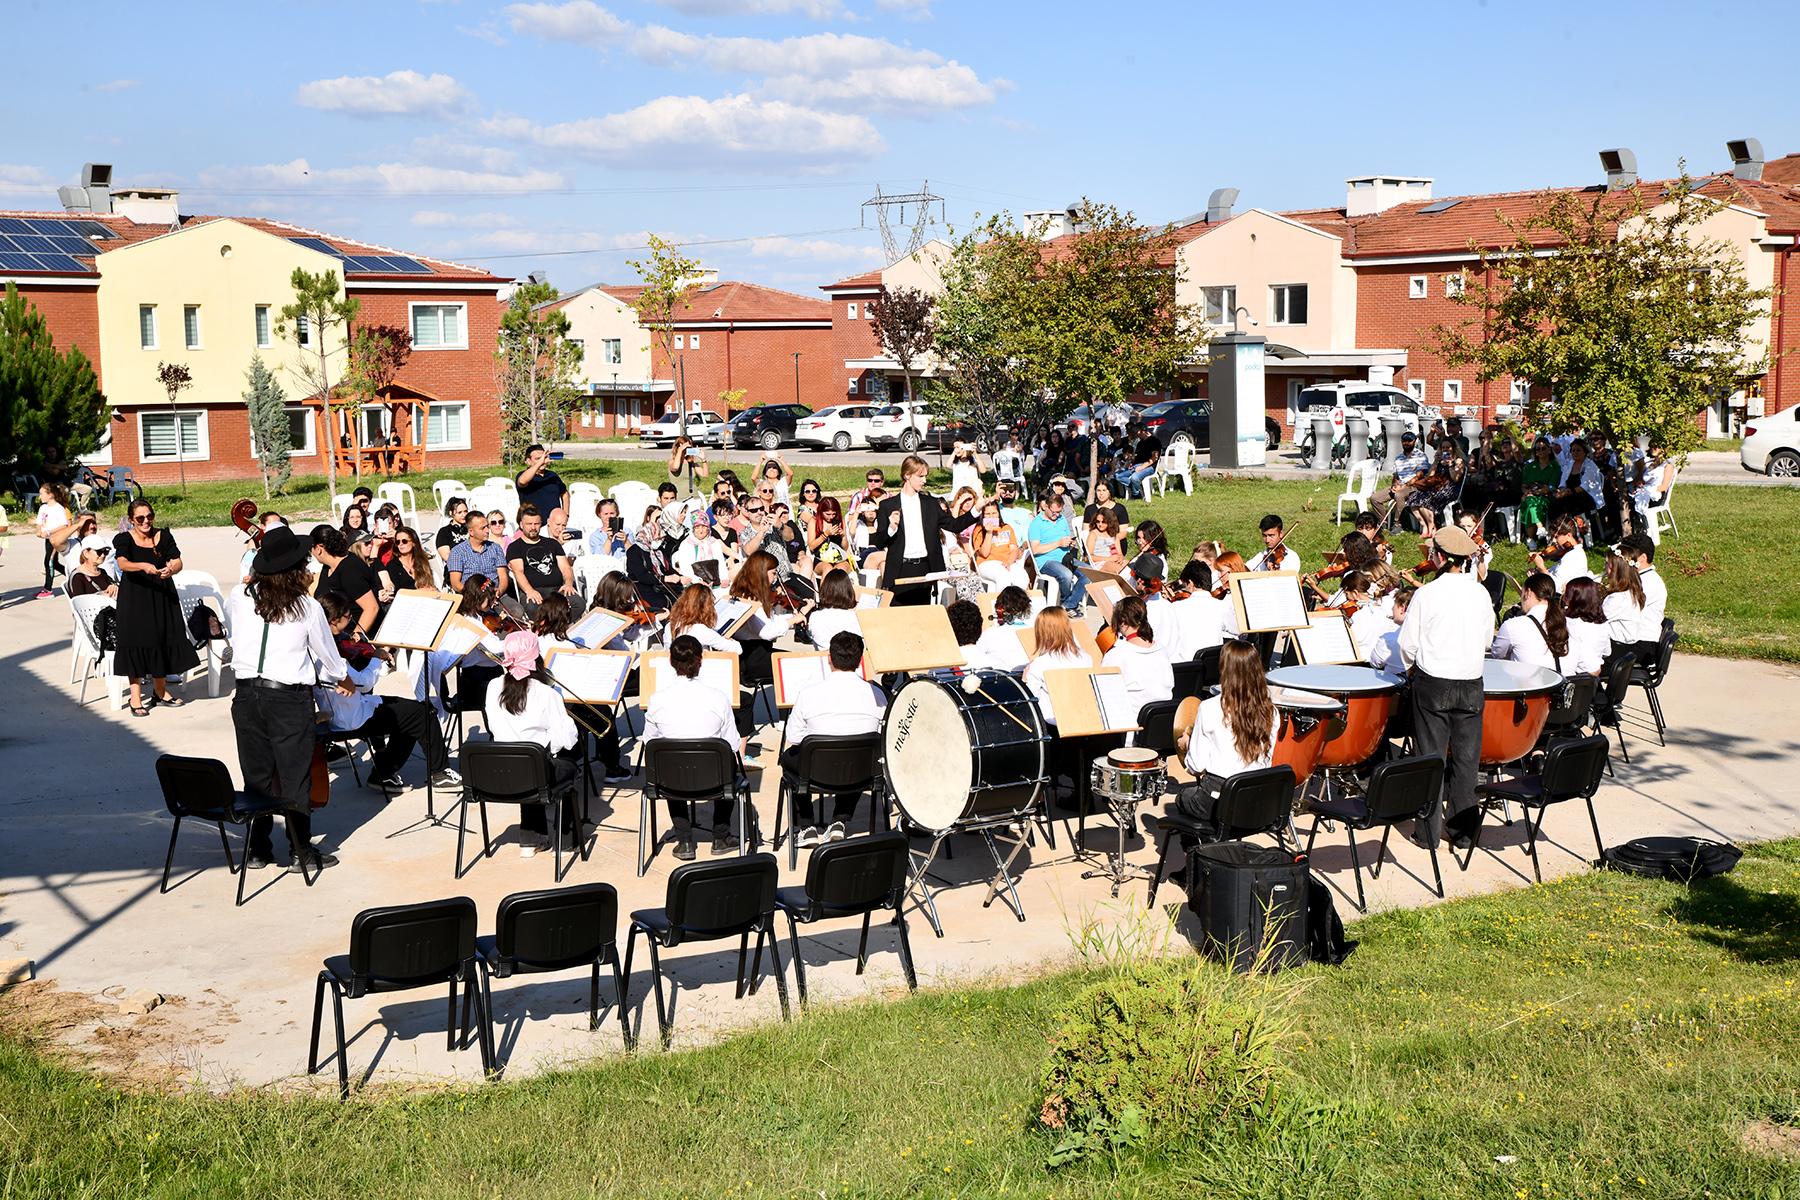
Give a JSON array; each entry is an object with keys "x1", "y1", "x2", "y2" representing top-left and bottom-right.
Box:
[{"x1": 501, "y1": 630, "x2": 540, "y2": 680}]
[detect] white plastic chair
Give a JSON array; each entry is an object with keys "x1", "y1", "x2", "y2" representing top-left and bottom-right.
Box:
[
  {"x1": 1335, "y1": 460, "x2": 1382, "y2": 523},
  {"x1": 1149, "y1": 443, "x2": 1195, "y2": 498},
  {"x1": 331, "y1": 494, "x2": 354, "y2": 522},
  {"x1": 174, "y1": 570, "x2": 231, "y2": 699},
  {"x1": 465, "y1": 485, "x2": 503, "y2": 527},
  {"x1": 567, "y1": 482, "x2": 605, "y2": 528},
  {"x1": 432, "y1": 479, "x2": 470, "y2": 514},
  {"x1": 608, "y1": 481, "x2": 659, "y2": 525},
  {"x1": 70, "y1": 593, "x2": 125, "y2": 709},
  {"x1": 1644, "y1": 469, "x2": 1679, "y2": 545},
  {"x1": 483, "y1": 476, "x2": 518, "y2": 498},
  {"x1": 573, "y1": 554, "x2": 626, "y2": 601},
  {"x1": 377, "y1": 482, "x2": 418, "y2": 528}
]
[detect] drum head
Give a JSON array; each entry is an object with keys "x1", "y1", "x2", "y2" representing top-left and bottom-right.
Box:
[
  {"x1": 885, "y1": 679, "x2": 975, "y2": 831},
  {"x1": 1108, "y1": 747, "x2": 1160, "y2": 767}
]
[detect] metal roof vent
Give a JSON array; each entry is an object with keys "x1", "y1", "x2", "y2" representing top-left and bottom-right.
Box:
[
  {"x1": 1206, "y1": 187, "x2": 1239, "y2": 223},
  {"x1": 1599, "y1": 148, "x2": 1638, "y2": 190},
  {"x1": 1727, "y1": 138, "x2": 1764, "y2": 181},
  {"x1": 527, "y1": 269, "x2": 548, "y2": 287},
  {"x1": 57, "y1": 163, "x2": 114, "y2": 213}
]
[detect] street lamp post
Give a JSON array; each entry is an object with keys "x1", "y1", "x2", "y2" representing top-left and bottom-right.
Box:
[{"x1": 612, "y1": 371, "x2": 619, "y2": 434}]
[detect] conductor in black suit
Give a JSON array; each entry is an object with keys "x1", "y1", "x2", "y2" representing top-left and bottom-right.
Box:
[{"x1": 870, "y1": 454, "x2": 979, "y2": 605}]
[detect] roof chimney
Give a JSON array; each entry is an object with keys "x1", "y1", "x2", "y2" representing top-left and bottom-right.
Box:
[
  {"x1": 109, "y1": 185, "x2": 179, "y2": 226},
  {"x1": 1206, "y1": 187, "x2": 1239, "y2": 223},
  {"x1": 1727, "y1": 137, "x2": 1764, "y2": 181},
  {"x1": 57, "y1": 163, "x2": 113, "y2": 214},
  {"x1": 1022, "y1": 208, "x2": 1075, "y2": 238},
  {"x1": 1599, "y1": 148, "x2": 1637, "y2": 190},
  {"x1": 1344, "y1": 175, "x2": 1433, "y2": 217}
]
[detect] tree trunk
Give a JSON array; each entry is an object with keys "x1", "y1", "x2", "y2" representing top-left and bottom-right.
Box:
[{"x1": 319, "y1": 343, "x2": 338, "y2": 504}]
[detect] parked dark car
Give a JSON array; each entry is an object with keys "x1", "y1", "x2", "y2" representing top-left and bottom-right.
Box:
[
  {"x1": 1136, "y1": 399, "x2": 1283, "y2": 453},
  {"x1": 724, "y1": 403, "x2": 815, "y2": 450}
]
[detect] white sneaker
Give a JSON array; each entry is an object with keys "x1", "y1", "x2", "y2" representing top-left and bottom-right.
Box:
[
  {"x1": 826, "y1": 821, "x2": 846, "y2": 842},
  {"x1": 796, "y1": 826, "x2": 822, "y2": 849},
  {"x1": 519, "y1": 837, "x2": 542, "y2": 858},
  {"x1": 604, "y1": 766, "x2": 634, "y2": 784}
]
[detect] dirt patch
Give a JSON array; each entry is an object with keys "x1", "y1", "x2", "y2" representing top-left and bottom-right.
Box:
[
  {"x1": 1742, "y1": 1117, "x2": 1800, "y2": 1161},
  {"x1": 0, "y1": 979, "x2": 220, "y2": 1092}
]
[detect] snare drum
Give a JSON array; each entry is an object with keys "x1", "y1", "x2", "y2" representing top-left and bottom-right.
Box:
[
  {"x1": 1268, "y1": 686, "x2": 1346, "y2": 785},
  {"x1": 884, "y1": 671, "x2": 1050, "y2": 832},
  {"x1": 1267, "y1": 665, "x2": 1401, "y2": 770},
  {"x1": 1480, "y1": 660, "x2": 1563, "y2": 767},
  {"x1": 1090, "y1": 746, "x2": 1166, "y2": 804}
]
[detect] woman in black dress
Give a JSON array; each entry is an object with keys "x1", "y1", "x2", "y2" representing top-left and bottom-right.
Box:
[{"x1": 112, "y1": 499, "x2": 199, "y2": 716}]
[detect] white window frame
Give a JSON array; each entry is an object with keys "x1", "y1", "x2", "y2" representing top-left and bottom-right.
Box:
[
  {"x1": 1510, "y1": 379, "x2": 1530, "y2": 404},
  {"x1": 408, "y1": 301, "x2": 468, "y2": 351},
  {"x1": 424, "y1": 400, "x2": 472, "y2": 451},
  {"x1": 1408, "y1": 275, "x2": 1428, "y2": 300},
  {"x1": 847, "y1": 379, "x2": 858, "y2": 394},
  {"x1": 1408, "y1": 379, "x2": 1426, "y2": 402},
  {"x1": 1269, "y1": 284, "x2": 1308, "y2": 326},
  {"x1": 249, "y1": 404, "x2": 318, "y2": 458},
  {"x1": 139, "y1": 304, "x2": 158, "y2": 350},
  {"x1": 847, "y1": 302, "x2": 858, "y2": 320},
  {"x1": 296, "y1": 313, "x2": 312, "y2": 348},
  {"x1": 1445, "y1": 274, "x2": 1464, "y2": 298},
  {"x1": 183, "y1": 305, "x2": 202, "y2": 351},
  {"x1": 139, "y1": 410, "x2": 209, "y2": 462},
  {"x1": 255, "y1": 305, "x2": 272, "y2": 349},
  {"x1": 1201, "y1": 285, "x2": 1236, "y2": 326},
  {"x1": 1443, "y1": 380, "x2": 1462, "y2": 404},
  {"x1": 673, "y1": 334, "x2": 684, "y2": 350},
  {"x1": 688, "y1": 334, "x2": 698, "y2": 349},
  {"x1": 602, "y1": 338, "x2": 622, "y2": 365}
]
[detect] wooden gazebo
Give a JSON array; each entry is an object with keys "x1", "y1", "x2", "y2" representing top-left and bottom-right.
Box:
[{"x1": 303, "y1": 382, "x2": 441, "y2": 478}]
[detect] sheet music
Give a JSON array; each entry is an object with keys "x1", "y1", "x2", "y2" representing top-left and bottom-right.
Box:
[
  {"x1": 855, "y1": 590, "x2": 884, "y2": 610},
  {"x1": 1091, "y1": 671, "x2": 1137, "y2": 732},
  {"x1": 775, "y1": 654, "x2": 830, "y2": 703},
  {"x1": 1098, "y1": 583, "x2": 1124, "y2": 605},
  {"x1": 434, "y1": 616, "x2": 489, "y2": 660},
  {"x1": 372, "y1": 593, "x2": 454, "y2": 649},
  {"x1": 544, "y1": 649, "x2": 631, "y2": 703},
  {"x1": 1234, "y1": 574, "x2": 1309, "y2": 633},
  {"x1": 568, "y1": 607, "x2": 630, "y2": 649},
  {"x1": 1294, "y1": 612, "x2": 1360, "y2": 665},
  {"x1": 649, "y1": 655, "x2": 736, "y2": 699}
]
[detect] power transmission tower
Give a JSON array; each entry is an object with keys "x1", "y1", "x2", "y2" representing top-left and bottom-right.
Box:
[{"x1": 861, "y1": 182, "x2": 944, "y2": 266}]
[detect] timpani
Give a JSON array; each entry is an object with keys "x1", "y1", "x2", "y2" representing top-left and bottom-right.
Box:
[
  {"x1": 1266, "y1": 665, "x2": 1402, "y2": 771},
  {"x1": 1480, "y1": 660, "x2": 1564, "y2": 768},
  {"x1": 1266, "y1": 685, "x2": 1347, "y2": 786}
]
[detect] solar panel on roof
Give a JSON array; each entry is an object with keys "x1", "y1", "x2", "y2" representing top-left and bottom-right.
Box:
[
  {"x1": 11, "y1": 235, "x2": 55, "y2": 254},
  {"x1": 344, "y1": 255, "x2": 392, "y2": 272},
  {"x1": 1418, "y1": 199, "x2": 1461, "y2": 214},
  {"x1": 47, "y1": 236, "x2": 95, "y2": 256},
  {"x1": 380, "y1": 256, "x2": 432, "y2": 274},
  {"x1": 287, "y1": 236, "x2": 345, "y2": 257},
  {"x1": 70, "y1": 220, "x2": 117, "y2": 240},
  {"x1": 33, "y1": 254, "x2": 91, "y2": 274},
  {"x1": 0, "y1": 218, "x2": 32, "y2": 235},
  {"x1": 27, "y1": 219, "x2": 85, "y2": 237},
  {"x1": 0, "y1": 252, "x2": 43, "y2": 271}
]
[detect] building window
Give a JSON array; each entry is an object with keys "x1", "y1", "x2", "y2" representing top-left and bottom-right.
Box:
[
  {"x1": 1408, "y1": 275, "x2": 1428, "y2": 300},
  {"x1": 1445, "y1": 274, "x2": 1464, "y2": 298},
  {"x1": 1444, "y1": 380, "x2": 1462, "y2": 404},
  {"x1": 1202, "y1": 286, "x2": 1236, "y2": 326},
  {"x1": 139, "y1": 305, "x2": 157, "y2": 350},
  {"x1": 425, "y1": 401, "x2": 470, "y2": 450},
  {"x1": 1510, "y1": 379, "x2": 1530, "y2": 404},
  {"x1": 847, "y1": 303, "x2": 858, "y2": 320},
  {"x1": 1408, "y1": 380, "x2": 1425, "y2": 401},
  {"x1": 688, "y1": 334, "x2": 698, "y2": 349},
  {"x1": 140, "y1": 411, "x2": 207, "y2": 461},
  {"x1": 1270, "y1": 284, "x2": 1308, "y2": 326},
  {"x1": 183, "y1": 305, "x2": 202, "y2": 350},
  {"x1": 250, "y1": 405, "x2": 317, "y2": 458},
  {"x1": 296, "y1": 313, "x2": 311, "y2": 348},
  {"x1": 673, "y1": 335, "x2": 684, "y2": 350},
  {"x1": 602, "y1": 338, "x2": 621, "y2": 364},
  {"x1": 255, "y1": 305, "x2": 271, "y2": 348},
  {"x1": 848, "y1": 379, "x2": 858, "y2": 394},
  {"x1": 409, "y1": 303, "x2": 466, "y2": 350}
]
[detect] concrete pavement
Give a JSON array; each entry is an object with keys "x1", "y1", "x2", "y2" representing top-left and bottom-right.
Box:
[{"x1": 1, "y1": 524, "x2": 1797, "y2": 1093}]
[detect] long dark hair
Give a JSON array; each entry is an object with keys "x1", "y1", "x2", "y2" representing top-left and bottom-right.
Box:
[
  {"x1": 730, "y1": 550, "x2": 779, "y2": 616},
  {"x1": 1563, "y1": 577, "x2": 1604, "y2": 624},
  {"x1": 815, "y1": 569, "x2": 857, "y2": 612},
  {"x1": 1113, "y1": 594, "x2": 1154, "y2": 644},
  {"x1": 396, "y1": 526, "x2": 434, "y2": 589},
  {"x1": 250, "y1": 566, "x2": 314, "y2": 623},
  {"x1": 535, "y1": 591, "x2": 574, "y2": 640},
  {"x1": 1522, "y1": 572, "x2": 1570, "y2": 656},
  {"x1": 1219, "y1": 640, "x2": 1275, "y2": 764},
  {"x1": 500, "y1": 661, "x2": 552, "y2": 716},
  {"x1": 1135, "y1": 519, "x2": 1168, "y2": 557},
  {"x1": 457, "y1": 573, "x2": 492, "y2": 615}
]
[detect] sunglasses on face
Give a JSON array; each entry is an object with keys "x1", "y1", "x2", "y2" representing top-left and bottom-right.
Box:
[
  {"x1": 745, "y1": 506, "x2": 765, "y2": 515},
  {"x1": 133, "y1": 514, "x2": 154, "y2": 523}
]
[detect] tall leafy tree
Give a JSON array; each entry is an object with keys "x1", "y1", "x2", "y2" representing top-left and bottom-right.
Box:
[
  {"x1": 866, "y1": 284, "x2": 936, "y2": 447},
  {"x1": 930, "y1": 220, "x2": 1047, "y2": 449},
  {"x1": 276, "y1": 269, "x2": 360, "y2": 501},
  {"x1": 342, "y1": 323, "x2": 412, "y2": 478},
  {"x1": 243, "y1": 355, "x2": 291, "y2": 499},
  {"x1": 626, "y1": 236, "x2": 705, "y2": 451},
  {"x1": 495, "y1": 280, "x2": 584, "y2": 464},
  {"x1": 154, "y1": 362, "x2": 194, "y2": 494},
  {"x1": 0, "y1": 282, "x2": 107, "y2": 477},
  {"x1": 1431, "y1": 175, "x2": 1771, "y2": 464}
]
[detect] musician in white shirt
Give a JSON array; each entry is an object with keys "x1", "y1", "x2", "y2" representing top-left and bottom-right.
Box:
[
  {"x1": 1245, "y1": 513, "x2": 1302, "y2": 575},
  {"x1": 1366, "y1": 588, "x2": 1413, "y2": 675},
  {"x1": 222, "y1": 525, "x2": 350, "y2": 874},
  {"x1": 1397, "y1": 526, "x2": 1495, "y2": 851},
  {"x1": 1561, "y1": 577, "x2": 1611, "y2": 677},
  {"x1": 974, "y1": 586, "x2": 1035, "y2": 673},
  {"x1": 314, "y1": 593, "x2": 459, "y2": 792},
  {"x1": 804, "y1": 569, "x2": 865, "y2": 651},
  {"x1": 1174, "y1": 640, "x2": 1280, "y2": 832},
  {"x1": 1490, "y1": 573, "x2": 1567, "y2": 674},
  {"x1": 1021, "y1": 606, "x2": 1093, "y2": 728},
  {"x1": 1100, "y1": 595, "x2": 1173, "y2": 718},
  {"x1": 1162, "y1": 562, "x2": 1226, "y2": 663},
  {"x1": 1618, "y1": 533, "x2": 1667, "y2": 665},
  {"x1": 642, "y1": 634, "x2": 742, "y2": 860},
  {"x1": 782, "y1": 631, "x2": 888, "y2": 846},
  {"x1": 484, "y1": 631, "x2": 583, "y2": 857}
]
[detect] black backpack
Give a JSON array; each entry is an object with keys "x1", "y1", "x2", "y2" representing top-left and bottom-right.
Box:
[
  {"x1": 1602, "y1": 837, "x2": 1742, "y2": 882},
  {"x1": 1186, "y1": 843, "x2": 1310, "y2": 973},
  {"x1": 94, "y1": 605, "x2": 118, "y2": 652},
  {"x1": 1306, "y1": 876, "x2": 1355, "y2": 965},
  {"x1": 186, "y1": 603, "x2": 225, "y2": 648}
]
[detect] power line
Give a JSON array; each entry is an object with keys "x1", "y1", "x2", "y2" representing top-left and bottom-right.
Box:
[{"x1": 172, "y1": 179, "x2": 914, "y2": 200}]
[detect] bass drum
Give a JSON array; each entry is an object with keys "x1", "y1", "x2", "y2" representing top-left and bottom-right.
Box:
[{"x1": 883, "y1": 671, "x2": 1050, "y2": 833}]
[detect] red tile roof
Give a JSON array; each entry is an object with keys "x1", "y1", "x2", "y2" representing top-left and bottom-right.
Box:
[
  {"x1": 821, "y1": 269, "x2": 883, "y2": 292},
  {"x1": 599, "y1": 280, "x2": 830, "y2": 323},
  {"x1": 1762, "y1": 154, "x2": 1800, "y2": 186}
]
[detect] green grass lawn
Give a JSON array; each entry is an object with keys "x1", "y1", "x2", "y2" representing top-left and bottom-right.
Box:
[{"x1": 4, "y1": 843, "x2": 1798, "y2": 1198}]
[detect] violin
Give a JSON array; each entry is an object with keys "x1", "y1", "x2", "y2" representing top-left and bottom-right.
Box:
[
  {"x1": 1530, "y1": 517, "x2": 1588, "y2": 565},
  {"x1": 1096, "y1": 623, "x2": 1117, "y2": 654},
  {"x1": 231, "y1": 498, "x2": 265, "y2": 547}
]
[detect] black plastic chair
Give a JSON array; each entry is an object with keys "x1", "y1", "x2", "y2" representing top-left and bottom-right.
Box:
[
  {"x1": 1535, "y1": 674, "x2": 1597, "y2": 758},
  {"x1": 639, "y1": 737, "x2": 751, "y2": 875},
  {"x1": 624, "y1": 854, "x2": 789, "y2": 1048},
  {"x1": 457, "y1": 741, "x2": 586, "y2": 882},
  {"x1": 476, "y1": 884, "x2": 630, "y2": 1055},
  {"x1": 774, "y1": 831, "x2": 916, "y2": 1009},
  {"x1": 1628, "y1": 629, "x2": 1677, "y2": 745},
  {"x1": 1473, "y1": 734, "x2": 1611, "y2": 883},
  {"x1": 1146, "y1": 765, "x2": 1296, "y2": 906},
  {"x1": 773, "y1": 732, "x2": 881, "y2": 868},
  {"x1": 1134, "y1": 700, "x2": 1180, "y2": 758},
  {"x1": 319, "y1": 726, "x2": 372, "y2": 789},
  {"x1": 153, "y1": 754, "x2": 316, "y2": 907},
  {"x1": 1303, "y1": 754, "x2": 1445, "y2": 912},
  {"x1": 1171, "y1": 658, "x2": 1207, "y2": 702},
  {"x1": 308, "y1": 897, "x2": 490, "y2": 1100},
  {"x1": 1590, "y1": 652, "x2": 1637, "y2": 767}
]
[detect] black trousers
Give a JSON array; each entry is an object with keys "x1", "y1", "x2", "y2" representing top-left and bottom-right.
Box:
[
  {"x1": 233, "y1": 683, "x2": 316, "y2": 861},
  {"x1": 779, "y1": 744, "x2": 862, "y2": 826},
  {"x1": 666, "y1": 789, "x2": 736, "y2": 836},
  {"x1": 1409, "y1": 669, "x2": 1485, "y2": 849},
  {"x1": 1173, "y1": 772, "x2": 1232, "y2": 835},
  {"x1": 890, "y1": 556, "x2": 933, "y2": 606},
  {"x1": 1549, "y1": 490, "x2": 1597, "y2": 523},
  {"x1": 519, "y1": 753, "x2": 580, "y2": 836},
  {"x1": 350, "y1": 698, "x2": 448, "y2": 776},
  {"x1": 43, "y1": 539, "x2": 64, "y2": 591}
]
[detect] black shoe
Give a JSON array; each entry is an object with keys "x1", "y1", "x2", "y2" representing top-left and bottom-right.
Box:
[
  {"x1": 368, "y1": 772, "x2": 405, "y2": 791},
  {"x1": 244, "y1": 853, "x2": 272, "y2": 870},
  {"x1": 1406, "y1": 830, "x2": 1437, "y2": 852},
  {"x1": 711, "y1": 831, "x2": 741, "y2": 855},
  {"x1": 1449, "y1": 833, "x2": 1480, "y2": 852},
  {"x1": 324, "y1": 744, "x2": 350, "y2": 763},
  {"x1": 673, "y1": 838, "x2": 697, "y2": 862},
  {"x1": 289, "y1": 851, "x2": 340, "y2": 874}
]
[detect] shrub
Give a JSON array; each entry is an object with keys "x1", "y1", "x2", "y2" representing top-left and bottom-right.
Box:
[{"x1": 1038, "y1": 961, "x2": 1288, "y2": 1158}]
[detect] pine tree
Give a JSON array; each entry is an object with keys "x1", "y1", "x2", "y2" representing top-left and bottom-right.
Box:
[
  {"x1": 244, "y1": 355, "x2": 291, "y2": 498},
  {"x1": 0, "y1": 282, "x2": 107, "y2": 475}
]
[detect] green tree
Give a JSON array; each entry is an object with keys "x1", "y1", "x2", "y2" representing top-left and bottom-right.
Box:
[
  {"x1": 930, "y1": 221, "x2": 1046, "y2": 448},
  {"x1": 243, "y1": 355, "x2": 290, "y2": 499},
  {"x1": 0, "y1": 282, "x2": 107, "y2": 478},
  {"x1": 342, "y1": 323, "x2": 411, "y2": 477},
  {"x1": 275, "y1": 268, "x2": 360, "y2": 501},
  {"x1": 495, "y1": 281, "x2": 584, "y2": 464},
  {"x1": 866, "y1": 285, "x2": 937, "y2": 450},
  {"x1": 626, "y1": 236, "x2": 704, "y2": 450},
  {"x1": 1430, "y1": 174, "x2": 1772, "y2": 467}
]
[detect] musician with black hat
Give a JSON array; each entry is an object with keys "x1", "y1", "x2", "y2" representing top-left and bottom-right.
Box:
[{"x1": 221, "y1": 524, "x2": 352, "y2": 873}]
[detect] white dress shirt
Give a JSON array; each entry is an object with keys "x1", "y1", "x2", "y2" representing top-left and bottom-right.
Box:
[
  {"x1": 1602, "y1": 590, "x2": 1644, "y2": 645},
  {"x1": 974, "y1": 625, "x2": 1031, "y2": 673},
  {"x1": 1349, "y1": 605, "x2": 1397, "y2": 656},
  {"x1": 1022, "y1": 647, "x2": 1093, "y2": 727},
  {"x1": 643, "y1": 674, "x2": 737, "y2": 744},
  {"x1": 1164, "y1": 590, "x2": 1228, "y2": 663},
  {"x1": 1566, "y1": 618, "x2": 1611, "y2": 676},
  {"x1": 316, "y1": 657, "x2": 383, "y2": 730},
  {"x1": 1636, "y1": 565, "x2": 1668, "y2": 643},
  {"x1": 1367, "y1": 627, "x2": 1404, "y2": 675},
  {"x1": 483, "y1": 676, "x2": 580, "y2": 754},
  {"x1": 899, "y1": 490, "x2": 925, "y2": 559},
  {"x1": 783, "y1": 670, "x2": 887, "y2": 746},
  {"x1": 1398, "y1": 570, "x2": 1494, "y2": 680},
  {"x1": 1247, "y1": 546, "x2": 1303, "y2": 575},
  {"x1": 1102, "y1": 638, "x2": 1173, "y2": 713},
  {"x1": 1491, "y1": 613, "x2": 1560, "y2": 673},
  {"x1": 1183, "y1": 695, "x2": 1278, "y2": 779},
  {"x1": 222, "y1": 586, "x2": 348, "y2": 687},
  {"x1": 663, "y1": 621, "x2": 741, "y2": 654},
  {"x1": 1548, "y1": 547, "x2": 1594, "y2": 591},
  {"x1": 806, "y1": 607, "x2": 864, "y2": 651}
]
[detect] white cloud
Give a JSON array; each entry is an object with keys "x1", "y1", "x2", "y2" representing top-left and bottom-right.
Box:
[
  {"x1": 875, "y1": 0, "x2": 932, "y2": 15},
  {"x1": 652, "y1": 0, "x2": 842, "y2": 16},
  {"x1": 82, "y1": 79, "x2": 140, "y2": 94},
  {"x1": 482, "y1": 94, "x2": 882, "y2": 171},
  {"x1": 458, "y1": 23, "x2": 509, "y2": 46},
  {"x1": 200, "y1": 157, "x2": 565, "y2": 194},
  {"x1": 745, "y1": 236, "x2": 882, "y2": 263},
  {"x1": 409, "y1": 136, "x2": 524, "y2": 174},
  {"x1": 411, "y1": 211, "x2": 522, "y2": 228},
  {"x1": 0, "y1": 165, "x2": 53, "y2": 193},
  {"x1": 759, "y1": 61, "x2": 1003, "y2": 113},
  {"x1": 505, "y1": 1, "x2": 632, "y2": 48},
  {"x1": 294, "y1": 70, "x2": 473, "y2": 118}
]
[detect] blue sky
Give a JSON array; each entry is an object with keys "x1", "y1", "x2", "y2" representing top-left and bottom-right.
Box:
[{"x1": 3, "y1": 0, "x2": 1793, "y2": 292}]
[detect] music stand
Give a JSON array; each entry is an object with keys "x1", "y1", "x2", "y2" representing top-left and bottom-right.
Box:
[{"x1": 856, "y1": 606, "x2": 965, "y2": 675}]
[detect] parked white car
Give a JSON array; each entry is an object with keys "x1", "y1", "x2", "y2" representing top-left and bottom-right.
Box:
[
  {"x1": 638, "y1": 410, "x2": 724, "y2": 447},
  {"x1": 1296, "y1": 383, "x2": 1441, "y2": 464},
  {"x1": 1741, "y1": 405, "x2": 1800, "y2": 477},
  {"x1": 865, "y1": 402, "x2": 932, "y2": 451},
  {"x1": 796, "y1": 404, "x2": 880, "y2": 451}
]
